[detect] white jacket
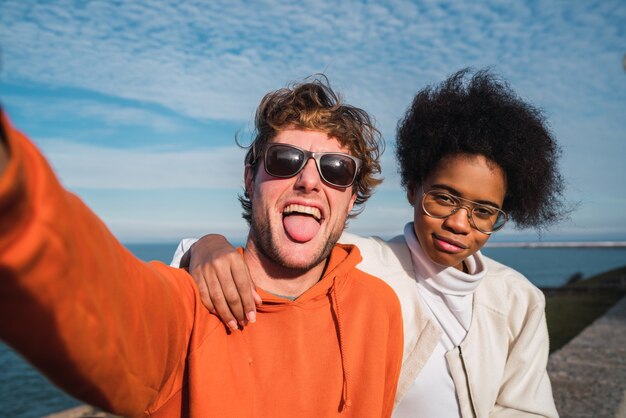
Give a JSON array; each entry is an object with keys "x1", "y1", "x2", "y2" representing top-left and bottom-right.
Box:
[{"x1": 340, "y1": 232, "x2": 558, "y2": 418}]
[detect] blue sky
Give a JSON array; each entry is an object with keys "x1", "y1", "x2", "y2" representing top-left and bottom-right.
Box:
[{"x1": 1, "y1": 0, "x2": 625, "y2": 243}]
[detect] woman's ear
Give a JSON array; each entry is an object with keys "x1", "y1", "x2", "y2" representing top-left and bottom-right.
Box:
[{"x1": 406, "y1": 182, "x2": 419, "y2": 206}]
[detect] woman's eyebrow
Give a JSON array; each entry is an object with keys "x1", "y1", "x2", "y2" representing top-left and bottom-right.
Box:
[
  {"x1": 429, "y1": 184, "x2": 502, "y2": 209},
  {"x1": 428, "y1": 184, "x2": 462, "y2": 196}
]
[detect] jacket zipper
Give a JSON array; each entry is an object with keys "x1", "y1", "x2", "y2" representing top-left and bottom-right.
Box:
[{"x1": 458, "y1": 346, "x2": 478, "y2": 418}]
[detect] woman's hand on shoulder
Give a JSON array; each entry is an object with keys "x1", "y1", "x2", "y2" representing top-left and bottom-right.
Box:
[{"x1": 183, "y1": 234, "x2": 261, "y2": 330}]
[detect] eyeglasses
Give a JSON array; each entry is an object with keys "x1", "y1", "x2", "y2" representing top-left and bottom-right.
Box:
[
  {"x1": 421, "y1": 189, "x2": 508, "y2": 234},
  {"x1": 255, "y1": 143, "x2": 362, "y2": 188}
]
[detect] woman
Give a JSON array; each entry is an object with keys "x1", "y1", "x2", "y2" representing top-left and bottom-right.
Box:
[{"x1": 172, "y1": 69, "x2": 565, "y2": 417}]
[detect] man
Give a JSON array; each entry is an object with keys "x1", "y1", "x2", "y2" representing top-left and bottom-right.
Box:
[{"x1": 0, "y1": 78, "x2": 403, "y2": 417}]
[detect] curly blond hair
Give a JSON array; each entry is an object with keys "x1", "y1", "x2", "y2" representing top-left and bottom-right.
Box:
[{"x1": 239, "y1": 76, "x2": 384, "y2": 223}]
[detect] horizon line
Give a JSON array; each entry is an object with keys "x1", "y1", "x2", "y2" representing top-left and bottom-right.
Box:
[
  {"x1": 121, "y1": 240, "x2": 626, "y2": 248},
  {"x1": 485, "y1": 241, "x2": 626, "y2": 248}
]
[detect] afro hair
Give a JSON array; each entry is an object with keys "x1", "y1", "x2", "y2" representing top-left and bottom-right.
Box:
[{"x1": 395, "y1": 69, "x2": 566, "y2": 229}]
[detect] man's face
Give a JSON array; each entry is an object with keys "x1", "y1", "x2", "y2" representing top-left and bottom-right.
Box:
[{"x1": 246, "y1": 129, "x2": 357, "y2": 273}]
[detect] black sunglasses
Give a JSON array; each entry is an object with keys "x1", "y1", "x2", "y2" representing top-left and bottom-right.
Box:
[{"x1": 255, "y1": 143, "x2": 362, "y2": 188}]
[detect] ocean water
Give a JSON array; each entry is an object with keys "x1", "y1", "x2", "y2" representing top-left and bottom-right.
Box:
[
  {"x1": 1, "y1": 244, "x2": 625, "y2": 417},
  {"x1": 481, "y1": 246, "x2": 626, "y2": 288}
]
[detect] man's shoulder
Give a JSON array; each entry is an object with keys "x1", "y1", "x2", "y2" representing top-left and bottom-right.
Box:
[{"x1": 342, "y1": 261, "x2": 402, "y2": 312}]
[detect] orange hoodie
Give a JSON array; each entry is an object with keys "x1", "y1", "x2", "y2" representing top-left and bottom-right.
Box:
[{"x1": 0, "y1": 113, "x2": 403, "y2": 417}]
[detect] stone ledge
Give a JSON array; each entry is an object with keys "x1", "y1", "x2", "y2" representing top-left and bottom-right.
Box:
[
  {"x1": 548, "y1": 296, "x2": 626, "y2": 418},
  {"x1": 43, "y1": 405, "x2": 119, "y2": 418}
]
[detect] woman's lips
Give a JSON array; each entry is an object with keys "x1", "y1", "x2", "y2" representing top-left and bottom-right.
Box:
[{"x1": 433, "y1": 234, "x2": 467, "y2": 253}]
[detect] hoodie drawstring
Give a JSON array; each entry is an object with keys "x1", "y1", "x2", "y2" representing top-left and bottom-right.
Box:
[{"x1": 330, "y1": 276, "x2": 352, "y2": 411}]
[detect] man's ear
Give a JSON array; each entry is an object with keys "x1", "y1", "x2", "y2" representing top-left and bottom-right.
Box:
[
  {"x1": 244, "y1": 164, "x2": 254, "y2": 199},
  {"x1": 347, "y1": 191, "x2": 357, "y2": 214}
]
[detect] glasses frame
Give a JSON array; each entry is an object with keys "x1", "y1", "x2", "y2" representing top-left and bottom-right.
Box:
[
  {"x1": 421, "y1": 189, "x2": 508, "y2": 235},
  {"x1": 257, "y1": 143, "x2": 363, "y2": 188}
]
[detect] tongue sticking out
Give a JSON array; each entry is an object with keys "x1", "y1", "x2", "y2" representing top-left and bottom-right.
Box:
[{"x1": 283, "y1": 214, "x2": 321, "y2": 242}]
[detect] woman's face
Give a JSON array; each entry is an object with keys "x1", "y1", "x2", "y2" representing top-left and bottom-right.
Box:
[{"x1": 408, "y1": 153, "x2": 507, "y2": 271}]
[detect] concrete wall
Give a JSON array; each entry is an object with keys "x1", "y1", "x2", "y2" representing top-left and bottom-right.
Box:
[{"x1": 548, "y1": 297, "x2": 626, "y2": 418}]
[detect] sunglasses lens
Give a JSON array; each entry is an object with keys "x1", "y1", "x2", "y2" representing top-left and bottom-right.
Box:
[
  {"x1": 263, "y1": 144, "x2": 359, "y2": 187},
  {"x1": 265, "y1": 145, "x2": 305, "y2": 177},
  {"x1": 320, "y1": 154, "x2": 357, "y2": 187}
]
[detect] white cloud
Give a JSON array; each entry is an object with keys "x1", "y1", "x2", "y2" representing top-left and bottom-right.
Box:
[
  {"x1": 37, "y1": 138, "x2": 246, "y2": 190},
  {"x1": 1, "y1": 0, "x2": 625, "y2": 240},
  {"x1": 2, "y1": 0, "x2": 624, "y2": 134},
  {"x1": 109, "y1": 218, "x2": 249, "y2": 244},
  {"x1": 4, "y1": 95, "x2": 186, "y2": 132}
]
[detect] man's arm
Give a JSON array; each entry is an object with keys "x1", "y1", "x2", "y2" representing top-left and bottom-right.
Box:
[
  {"x1": 173, "y1": 232, "x2": 390, "y2": 328},
  {"x1": 0, "y1": 112, "x2": 205, "y2": 416},
  {"x1": 175, "y1": 233, "x2": 380, "y2": 328}
]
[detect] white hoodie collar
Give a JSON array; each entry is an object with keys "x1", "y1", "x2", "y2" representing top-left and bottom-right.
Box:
[{"x1": 403, "y1": 223, "x2": 487, "y2": 296}]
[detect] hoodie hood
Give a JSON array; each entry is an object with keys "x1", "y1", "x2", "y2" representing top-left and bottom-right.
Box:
[
  {"x1": 249, "y1": 243, "x2": 361, "y2": 411},
  {"x1": 253, "y1": 243, "x2": 362, "y2": 310}
]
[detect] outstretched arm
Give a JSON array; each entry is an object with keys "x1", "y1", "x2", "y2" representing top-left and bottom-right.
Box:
[
  {"x1": 0, "y1": 112, "x2": 205, "y2": 416},
  {"x1": 174, "y1": 234, "x2": 261, "y2": 329}
]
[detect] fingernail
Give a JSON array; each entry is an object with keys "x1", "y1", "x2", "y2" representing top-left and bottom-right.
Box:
[
  {"x1": 247, "y1": 311, "x2": 256, "y2": 323},
  {"x1": 228, "y1": 320, "x2": 238, "y2": 330}
]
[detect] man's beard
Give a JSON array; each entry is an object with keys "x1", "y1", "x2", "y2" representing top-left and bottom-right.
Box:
[{"x1": 249, "y1": 212, "x2": 342, "y2": 275}]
